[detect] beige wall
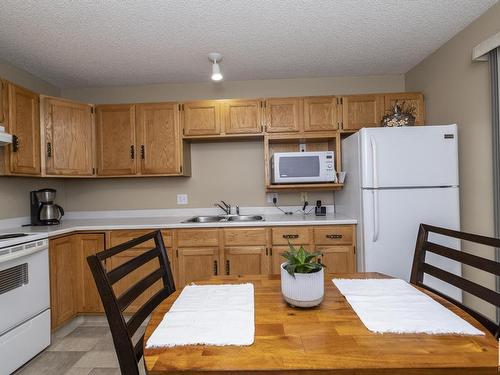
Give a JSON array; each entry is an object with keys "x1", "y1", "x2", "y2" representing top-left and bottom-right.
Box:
[
  {"x1": 61, "y1": 75, "x2": 405, "y2": 212},
  {"x1": 406, "y1": 2, "x2": 500, "y2": 318},
  {"x1": 0, "y1": 58, "x2": 65, "y2": 220},
  {"x1": 61, "y1": 75, "x2": 404, "y2": 104}
]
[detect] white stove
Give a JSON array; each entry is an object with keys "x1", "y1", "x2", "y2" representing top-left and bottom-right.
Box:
[{"x1": 0, "y1": 232, "x2": 50, "y2": 374}]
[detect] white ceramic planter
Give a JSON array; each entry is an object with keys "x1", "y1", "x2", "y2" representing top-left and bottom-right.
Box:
[{"x1": 280, "y1": 262, "x2": 324, "y2": 307}]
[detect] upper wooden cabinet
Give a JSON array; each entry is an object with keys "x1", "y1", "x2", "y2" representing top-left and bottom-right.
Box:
[
  {"x1": 42, "y1": 97, "x2": 94, "y2": 176},
  {"x1": 264, "y1": 97, "x2": 302, "y2": 133},
  {"x1": 95, "y1": 104, "x2": 137, "y2": 176},
  {"x1": 303, "y1": 96, "x2": 339, "y2": 132},
  {"x1": 222, "y1": 99, "x2": 262, "y2": 134},
  {"x1": 183, "y1": 101, "x2": 221, "y2": 136},
  {"x1": 6, "y1": 83, "x2": 41, "y2": 175},
  {"x1": 384, "y1": 92, "x2": 425, "y2": 125},
  {"x1": 0, "y1": 79, "x2": 6, "y2": 124},
  {"x1": 136, "y1": 103, "x2": 181, "y2": 175},
  {"x1": 341, "y1": 94, "x2": 385, "y2": 131}
]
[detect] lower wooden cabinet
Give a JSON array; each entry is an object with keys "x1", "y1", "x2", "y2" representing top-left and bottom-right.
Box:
[
  {"x1": 49, "y1": 236, "x2": 78, "y2": 329},
  {"x1": 317, "y1": 246, "x2": 356, "y2": 274},
  {"x1": 177, "y1": 247, "x2": 219, "y2": 286},
  {"x1": 224, "y1": 246, "x2": 269, "y2": 276},
  {"x1": 108, "y1": 249, "x2": 163, "y2": 313},
  {"x1": 75, "y1": 234, "x2": 105, "y2": 313},
  {"x1": 50, "y1": 233, "x2": 106, "y2": 329},
  {"x1": 49, "y1": 225, "x2": 356, "y2": 328}
]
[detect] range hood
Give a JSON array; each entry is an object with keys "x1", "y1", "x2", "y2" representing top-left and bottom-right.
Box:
[{"x1": 0, "y1": 125, "x2": 12, "y2": 146}]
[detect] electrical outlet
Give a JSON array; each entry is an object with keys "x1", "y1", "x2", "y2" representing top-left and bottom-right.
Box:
[
  {"x1": 177, "y1": 194, "x2": 188, "y2": 205},
  {"x1": 299, "y1": 143, "x2": 307, "y2": 152},
  {"x1": 267, "y1": 193, "x2": 278, "y2": 203}
]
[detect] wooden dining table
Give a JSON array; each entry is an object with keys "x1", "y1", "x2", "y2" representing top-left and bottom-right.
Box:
[{"x1": 144, "y1": 273, "x2": 499, "y2": 374}]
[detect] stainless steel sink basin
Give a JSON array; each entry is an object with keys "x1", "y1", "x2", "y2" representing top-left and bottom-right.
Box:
[
  {"x1": 226, "y1": 215, "x2": 264, "y2": 222},
  {"x1": 182, "y1": 215, "x2": 224, "y2": 223},
  {"x1": 182, "y1": 215, "x2": 265, "y2": 223}
]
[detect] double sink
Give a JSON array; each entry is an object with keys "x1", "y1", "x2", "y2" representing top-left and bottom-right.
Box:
[{"x1": 182, "y1": 215, "x2": 264, "y2": 223}]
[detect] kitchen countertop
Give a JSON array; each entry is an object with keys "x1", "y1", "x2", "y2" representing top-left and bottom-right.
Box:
[{"x1": 0, "y1": 208, "x2": 356, "y2": 240}]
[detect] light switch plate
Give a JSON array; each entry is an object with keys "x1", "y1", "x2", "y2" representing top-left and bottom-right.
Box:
[{"x1": 177, "y1": 194, "x2": 188, "y2": 205}]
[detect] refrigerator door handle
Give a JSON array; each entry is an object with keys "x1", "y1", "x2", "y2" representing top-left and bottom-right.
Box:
[
  {"x1": 370, "y1": 136, "x2": 378, "y2": 188},
  {"x1": 372, "y1": 190, "x2": 379, "y2": 242}
]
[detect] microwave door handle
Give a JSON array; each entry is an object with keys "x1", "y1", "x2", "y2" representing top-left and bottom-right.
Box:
[
  {"x1": 370, "y1": 136, "x2": 378, "y2": 188},
  {"x1": 372, "y1": 190, "x2": 379, "y2": 242}
]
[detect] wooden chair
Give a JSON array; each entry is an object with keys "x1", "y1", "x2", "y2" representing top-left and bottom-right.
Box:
[
  {"x1": 411, "y1": 224, "x2": 500, "y2": 338},
  {"x1": 87, "y1": 230, "x2": 175, "y2": 375}
]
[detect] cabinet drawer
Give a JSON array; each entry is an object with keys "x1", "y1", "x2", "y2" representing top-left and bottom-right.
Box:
[
  {"x1": 109, "y1": 229, "x2": 173, "y2": 249},
  {"x1": 313, "y1": 225, "x2": 354, "y2": 245},
  {"x1": 176, "y1": 229, "x2": 219, "y2": 247},
  {"x1": 272, "y1": 227, "x2": 310, "y2": 245},
  {"x1": 223, "y1": 228, "x2": 267, "y2": 246}
]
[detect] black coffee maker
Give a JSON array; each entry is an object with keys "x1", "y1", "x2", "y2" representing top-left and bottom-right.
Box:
[{"x1": 30, "y1": 188, "x2": 65, "y2": 225}]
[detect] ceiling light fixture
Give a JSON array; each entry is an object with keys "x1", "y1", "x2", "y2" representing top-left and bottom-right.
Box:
[{"x1": 208, "y1": 52, "x2": 223, "y2": 81}]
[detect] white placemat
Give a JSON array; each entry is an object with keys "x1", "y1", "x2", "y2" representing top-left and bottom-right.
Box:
[
  {"x1": 146, "y1": 283, "x2": 255, "y2": 348},
  {"x1": 332, "y1": 278, "x2": 484, "y2": 335}
]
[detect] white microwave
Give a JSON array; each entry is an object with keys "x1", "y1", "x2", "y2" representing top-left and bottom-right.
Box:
[{"x1": 271, "y1": 151, "x2": 336, "y2": 184}]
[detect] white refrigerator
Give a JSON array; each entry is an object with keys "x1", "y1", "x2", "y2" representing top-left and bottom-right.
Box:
[{"x1": 336, "y1": 124, "x2": 462, "y2": 300}]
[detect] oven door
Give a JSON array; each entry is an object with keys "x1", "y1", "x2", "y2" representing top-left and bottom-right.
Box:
[
  {"x1": 274, "y1": 154, "x2": 324, "y2": 183},
  {"x1": 0, "y1": 246, "x2": 50, "y2": 335}
]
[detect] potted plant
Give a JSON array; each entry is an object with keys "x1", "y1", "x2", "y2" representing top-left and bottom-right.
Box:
[{"x1": 280, "y1": 243, "x2": 325, "y2": 307}]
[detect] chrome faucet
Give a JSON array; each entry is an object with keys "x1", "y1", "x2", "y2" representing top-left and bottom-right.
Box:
[{"x1": 215, "y1": 200, "x2": 232, "y2": 215}]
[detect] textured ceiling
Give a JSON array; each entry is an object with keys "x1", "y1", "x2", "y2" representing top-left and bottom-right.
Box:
[{"x1": 0, "y1": 0, "x2": 496, "y2": 88}]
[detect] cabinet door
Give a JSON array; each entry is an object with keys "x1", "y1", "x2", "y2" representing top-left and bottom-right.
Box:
[
  {"x1": 317, "y1": 246, "x2": 355, "y2": 273},
  {"x1": 43, "y1": 97, "x2": 94, "y2": 176},
  {"x1": 177, "y1": 247, "x2": 219, "y2": 287},
  {"x1": 96, "y1": 104, "x2": 136, "y2": 176},
  {"x1": 75, "y1": 233, "x2": 105, "y2": 313},
  {"x1": 341, "y1": 94, "x2": 384, "y2": 130},
  {"x1": 271, "y1": 246, "x2": 290, "y2": 275},
  {"x1": 136, "y1": 103, "x2": 181, "y2": 175},
  {"x1": 109, "y1": 229, "x2": 175, "y2": 284},
  {"x1": 222, "y1": 99, "x2": 262, "y2": 134},
  {"x1": 0, "y1": 79, "x2": 6, "y2": 124},
  {"x1": 303, "y1": 96, "x2": 338, "y2": 132},
  {"x1": 8, "y1": 83, "x2": 40, "y2": 175},
  {"x1": 49, "y1": 236, "x2": 77, "y2": 329},
  {"x1": 384, "y1": 93, "x2": 425, "y2": 125},
  {"x1": 108, "y1": 249, "x2": 164, "y2": 313},
  {"x1": 265, "y1": 98, "x2": 301, "y2": 133},
  {"x1": 224, "y1": 246, "x2": 269, "y2": 276},
  {"x1": 183, "y1": 101, "x2": 221, "y2": 136}
]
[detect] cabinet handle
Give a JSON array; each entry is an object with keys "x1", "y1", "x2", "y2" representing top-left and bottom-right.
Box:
[
  {"x1": 226, "y1": 260, "x2": 230, "y2": 275},
  {"x1": 270, "y1": 248, "x2": 273, "y2": 256},
  {"x1": 326, "y1": 234, "x2": 343, "y2": 239},
  {"x1": 46, "y1": 142, "x2": 52, "y2": 158},
  {"x1": 213, "y1": 260, "x2": 218, "y2": 275},
  {"x1": 12, "y1": 135, "x2": 19, "y2": 152},
  {"x1": 130, "y1": 145, "x2": 135, "y2": 159},
  {"x1": 140, "y1": 145, "x2": 145, "y2": 159},
  {"x1": 265, "y1": 248, "x2": 268, "y2": 256},
  {"x1": 283, "y1": 234, "x2": 299, "y2": 239}
]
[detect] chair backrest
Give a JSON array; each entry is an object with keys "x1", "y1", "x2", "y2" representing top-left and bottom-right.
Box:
[
  {"x1": 410, "y1": 224, "x2": 500, "y2": 338},
  {"x1": 87, "y1": 230, "x2": 175, "y2": 375}
]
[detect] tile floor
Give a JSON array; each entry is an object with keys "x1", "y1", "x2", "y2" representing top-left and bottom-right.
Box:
[{"x1": 14, "y1": 320, "x2": 146, "y2": 375}]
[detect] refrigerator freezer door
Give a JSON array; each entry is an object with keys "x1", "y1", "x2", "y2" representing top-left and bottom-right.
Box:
[
  {"x1": 360, "y1": 125, "x2": 459, "y2": 188},
  {"x1": 362, "y1": 187, "x2": 461, "y2": 300}
]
